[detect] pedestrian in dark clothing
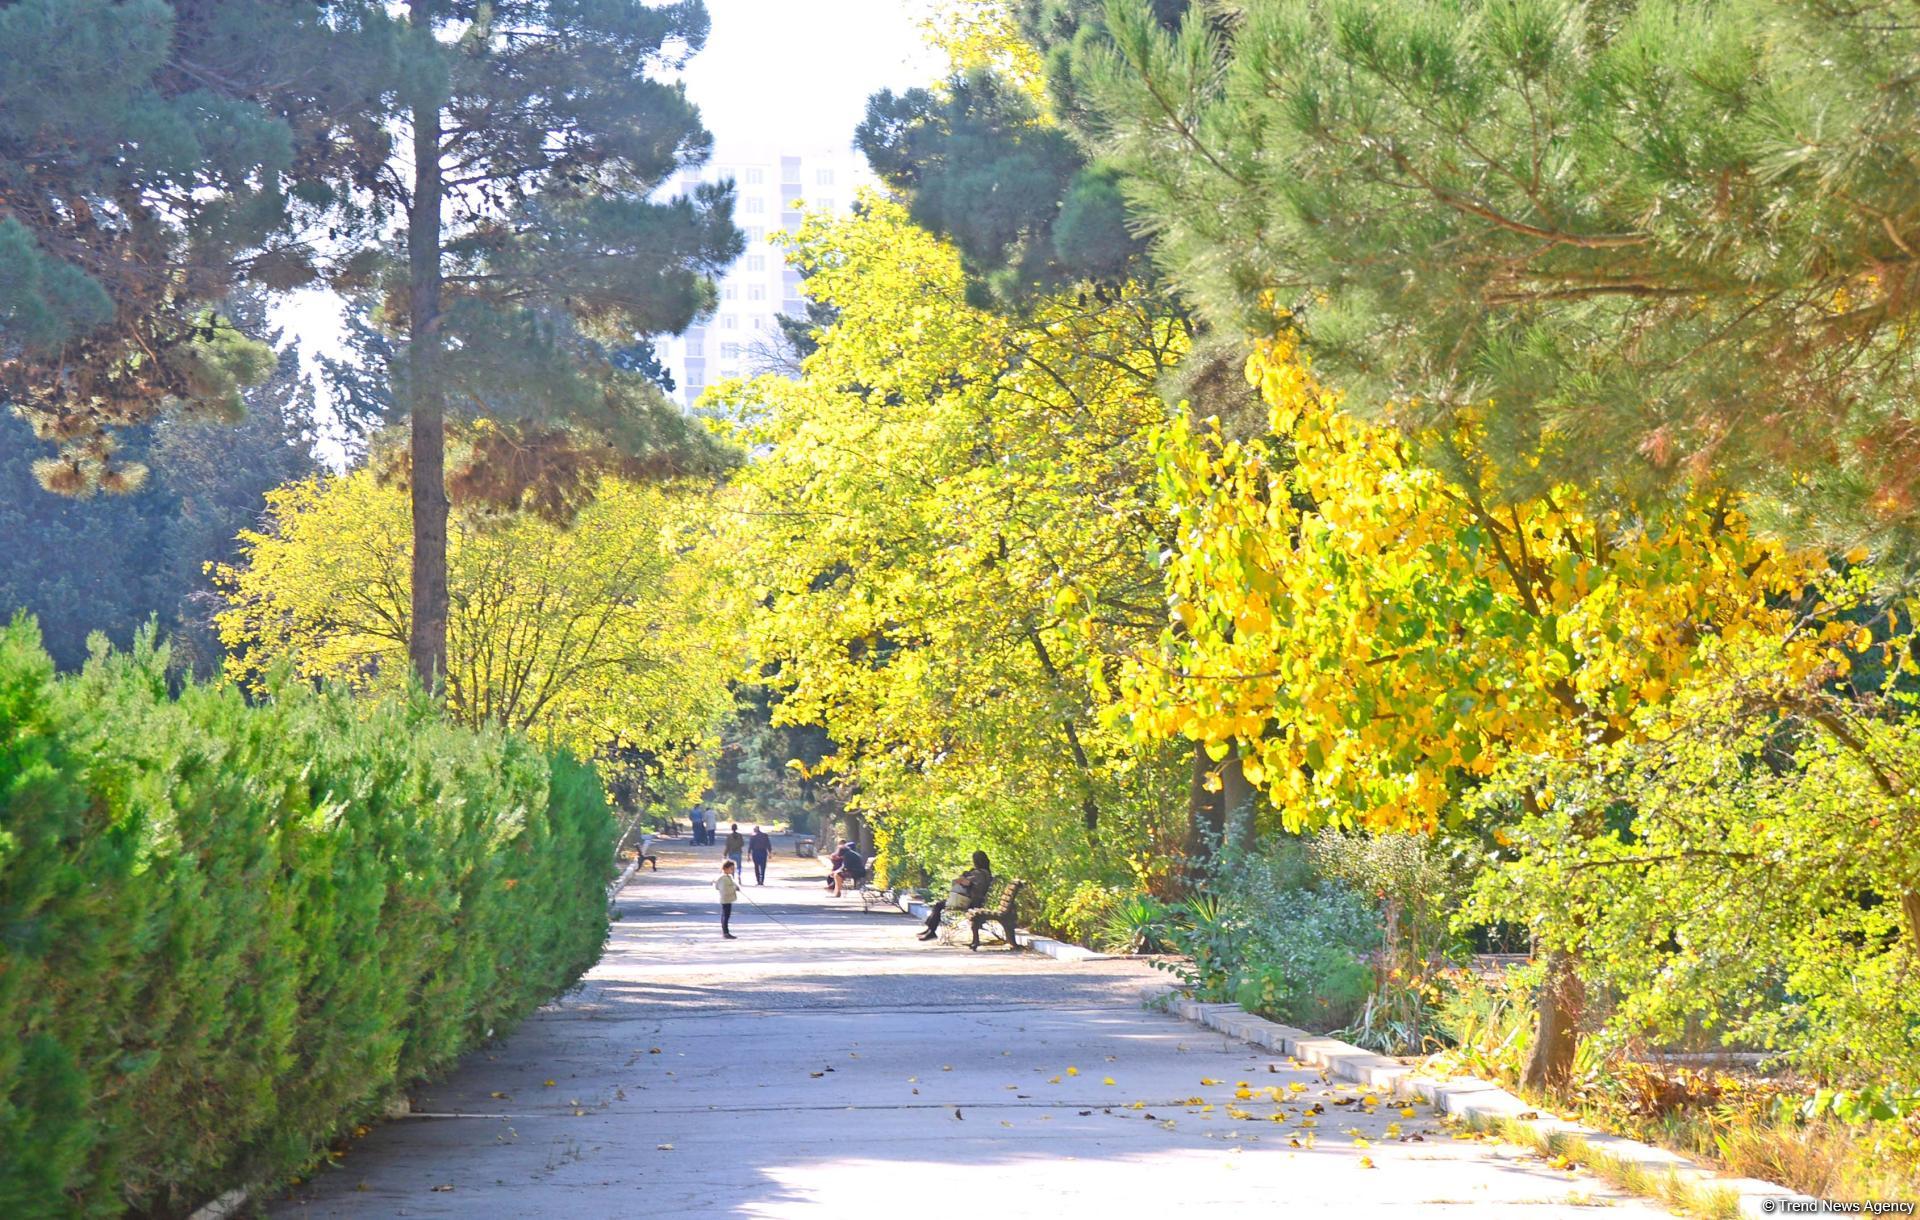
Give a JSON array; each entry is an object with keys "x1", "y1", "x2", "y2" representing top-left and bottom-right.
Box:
[
  {"x1": 831, "y1": 841, "x2": 867, "y2": 897},
  {"x1": 918, "y1": 851, "x2": 993, "y2": 941},
  {"x1": 748, "y1": 826, "x2": 772, "y2": 885}
]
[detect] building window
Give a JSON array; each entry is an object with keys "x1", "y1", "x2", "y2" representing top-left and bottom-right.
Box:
[
  {"x1": 722, "y1": 285, "x2": 737, "y2": 300},
  {"x1": 745, "y1": 167, "x2": 764, "y2": 184},
  {"x1": 720, "y1": 314, "x2": 737, "y2": 329},
  {"x1": 748, "y1": 284, "x2": 766, "y2": 301},
  {"x1": 747, "y1": 226, "x2": 764, "y2": 243},
  {"x1": 816, "y1": 168, "x2": 835, "y2": 185},
  {"x1": 720, "y1": 342, "x2": 741, "y2": 359},
  {"x1": 817, "y1": 197, "x2": 836, "y2": 213},
  {"x1": 742, "y1": 196, "x2": 764, "y2": 214},
  {"x1": 746, "y1": 255, "x2": 766, "y2": 272}
]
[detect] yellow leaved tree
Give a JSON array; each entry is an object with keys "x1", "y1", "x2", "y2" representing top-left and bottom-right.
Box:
[
  {"x1": 1124, "y1": 333, "x2": 1856, "y2": 1086},
  {"x1": 214, "y1": 467, "x2": 735, "y2": 795},
  {"x1": 701, "y1": 196, "x2": 1191, "y2": 933}
]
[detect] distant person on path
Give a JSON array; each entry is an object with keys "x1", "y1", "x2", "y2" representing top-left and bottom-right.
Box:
[
  {"x1": 748, "y1": 825, "x2": 772, "y2": 885},
  {"x1": 723, "y1": 824, "x2": 745, "y2": 876},
  {"x1": 918, "y1": 851, "x2": 993, "y2": 941},
  {"x1": 830, "y1": 841, "x2": 867, "y2": 897},
  {"x1": 714, "y1": 860, "x2": 739, "y2": 939},
  {"x1": 690, "y1": 805, "x2": 707, "y2": 846}
]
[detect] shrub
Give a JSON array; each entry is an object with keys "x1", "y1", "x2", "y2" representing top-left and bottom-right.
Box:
[
  {"x1": 1154, "y1": 842, "x2": 1385, "y2": 1029},
  {"x1": 0, "y1": 619, "x2": 614, "y2": 1217},
  {"x1": 1097, "y1": 892, "x2": 1173, "y2": 955}
]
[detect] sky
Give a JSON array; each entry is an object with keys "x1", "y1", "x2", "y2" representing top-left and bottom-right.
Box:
[{"x1": 677, "y1": 0, "x2": 943, "y2": 155}]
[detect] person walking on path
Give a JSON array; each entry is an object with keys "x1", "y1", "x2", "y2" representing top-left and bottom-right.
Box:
[
  {"x1": 690, "y1": 805, "x2": 708, "y2": 846},
  {"x1": 918, "y1": 850, "x2": 993, "y2": 941},
  {"x1": 748, "y1": 825, "x2": 772, "y2": 885},
  {"x1": 713, "y1": 860, "x2": 740, "y2": 939},
  {"x1": 723, "y1": 824, "x2": 745, "y2": 877}
]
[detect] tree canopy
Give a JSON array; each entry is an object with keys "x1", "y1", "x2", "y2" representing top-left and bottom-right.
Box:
[
  {"x1": 214, "y1": 465, "x2": 734, "y2": 788},
  {"x1": 1089, "y1": 0, "x2": 1920, "y2": 552}
]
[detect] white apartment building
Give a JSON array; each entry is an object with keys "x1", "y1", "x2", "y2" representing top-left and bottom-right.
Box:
[{"x1": 655, "y1": 145, "x2": 877, "y2": 406}]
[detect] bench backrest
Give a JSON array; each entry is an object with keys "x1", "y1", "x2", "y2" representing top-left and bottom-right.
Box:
[{"x1": 982, "y1": 877, "x2": 1024, "y2": 913}]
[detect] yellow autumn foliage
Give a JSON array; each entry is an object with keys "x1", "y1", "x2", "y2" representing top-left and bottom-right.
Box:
[{"x1": 1123, "y1": 333, "x2": 1850, "y2": 831}]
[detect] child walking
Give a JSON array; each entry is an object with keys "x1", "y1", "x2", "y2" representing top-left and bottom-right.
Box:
[{"x1": 713, "y1": 859, "x2": 740, "y2": 939}]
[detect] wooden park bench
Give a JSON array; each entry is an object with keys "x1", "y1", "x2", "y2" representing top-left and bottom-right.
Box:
[
  {"x1": 858, "y1": 878, "x2": 897, "y2": 913},
  {"x1": 939, "y1": 877, "x2": 1025, "y2": 950}
]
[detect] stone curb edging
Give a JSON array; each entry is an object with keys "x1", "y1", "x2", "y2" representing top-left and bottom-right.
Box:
[
  {"x1": 878, "y1": 889, "x2": 1115, "y2": 961},
  {"x1": 1151, "y1": 991, "x2": 1814, "y2": 1220},
  {"x1": 607, "y1": 857, "x2": 641, "y2": 904}
]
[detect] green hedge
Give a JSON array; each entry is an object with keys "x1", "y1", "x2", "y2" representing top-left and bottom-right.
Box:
[{"x1": 0, "y1": 619, "x2": 614, "y2": 1217}]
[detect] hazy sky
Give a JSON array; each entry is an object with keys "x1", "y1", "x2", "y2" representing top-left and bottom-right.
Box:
[{"x1": 677, "y1": 0, "x2": 943, "y2": 154}]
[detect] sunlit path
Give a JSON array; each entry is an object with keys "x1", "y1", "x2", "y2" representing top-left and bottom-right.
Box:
[{"x1": 270, "y1": 838, "x2": 1670, "y2": 1219}]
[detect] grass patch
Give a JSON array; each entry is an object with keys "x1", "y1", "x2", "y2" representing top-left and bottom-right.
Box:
[{"x1": 1460, "y1": 1114, "x2": 1745, "y2": 1220}]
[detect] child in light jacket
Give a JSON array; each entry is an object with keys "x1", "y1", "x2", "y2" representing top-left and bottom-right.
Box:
[{"x1": 714, "y1": 860, "x2": 740, "y2": 939}]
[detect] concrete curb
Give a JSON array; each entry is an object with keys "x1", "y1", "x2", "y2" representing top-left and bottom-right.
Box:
[
  {"x1": 882, "y1": 890, "x2": 1115, "y2": 961},
  {"x1": 1152, "y1": 990, "x2": 1812, "y2": 1219},
  {"x1": 607, "y1": 857, "x2": 641, "y2": 904},
  {"x1": 187, "y1": 1187, "x2": 250, "y2": 1220}
]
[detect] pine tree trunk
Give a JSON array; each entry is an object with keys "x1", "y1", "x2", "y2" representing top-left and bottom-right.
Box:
[
  {"x1": 1522, "y1": 947, "x2": 1584, "y2": 1092},
  {"x1": 406, "y1": 0, "x2": 449, "y2": 690}
]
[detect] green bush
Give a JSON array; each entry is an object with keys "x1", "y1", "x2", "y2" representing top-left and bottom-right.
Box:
[
  {"x1": 0, "y1": 619, "x2": 614, "y2": 1217},
  {"x1": 1155, "y1": 843, "x2": 1384, "y2": 1030}
]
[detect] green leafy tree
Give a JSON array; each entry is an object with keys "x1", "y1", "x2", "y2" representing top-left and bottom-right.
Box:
[
  {"x1": 704, "y1": 198, "x2": 1193, "y2": 932},
  {"x1": 858, "y1": 71, "x2": 1143, "y2": 303}
]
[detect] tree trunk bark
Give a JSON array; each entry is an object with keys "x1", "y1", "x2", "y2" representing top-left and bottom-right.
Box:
[
  {"x1": 1904, "y1": 890, "x2": 1920, "y2": 962},
  {"x1": 1522, "y1": 946, "x2": 1584, "y2": 1092},
  {"x1": 1221, "y1": 740, "x2": 1256, "y2": 856},
  {"x1": 406, "y1": 0, "x2": 449, "y2": 691},
  {"x1": 1186, "y1": 741, "x2": 1222, "y2": 863},
  {"x1": 1023, "y1": 625, "x2": 1100, "y2": 835}
]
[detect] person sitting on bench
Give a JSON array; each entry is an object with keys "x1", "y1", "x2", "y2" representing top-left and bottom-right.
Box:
[
  {"x1": 917, "y1": 851, "x2": 992, "y2": 941},
  {"x1": 830, "y1": 841, "x2": 868, "y2": 897}
]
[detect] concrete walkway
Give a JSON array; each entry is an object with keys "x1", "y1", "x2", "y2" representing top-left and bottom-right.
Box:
[{"x1": 270, "y1": 839, "x2": 1672, "y2": 1218}]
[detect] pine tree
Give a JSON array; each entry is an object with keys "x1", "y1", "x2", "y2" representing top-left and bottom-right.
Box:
[
  {"x1": 376, "y1": 0, "x2": 742, "y2": 685},
  {"x1": 0, "y1": 0, "x2": 381, "y2": 492},
  {"x1": 1089, "y1": 0, "x2": 1920, "y2": 552}
]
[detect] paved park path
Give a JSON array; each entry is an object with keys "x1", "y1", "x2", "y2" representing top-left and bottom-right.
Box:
[{"x1": 271, "y1": 838, "x2": 1673, "y2": 1218}]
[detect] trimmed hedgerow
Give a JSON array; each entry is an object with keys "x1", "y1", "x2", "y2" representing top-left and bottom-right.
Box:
[{"x1": 0, "y1": 619, "x2": 614, "y2": 1217}]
